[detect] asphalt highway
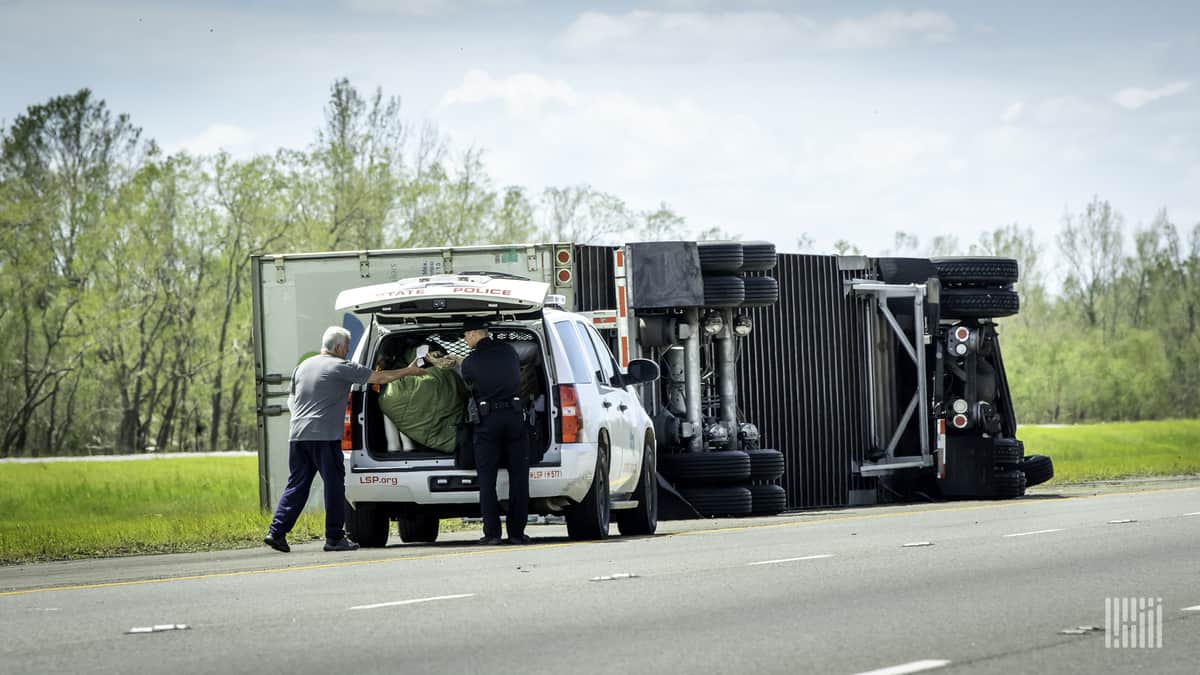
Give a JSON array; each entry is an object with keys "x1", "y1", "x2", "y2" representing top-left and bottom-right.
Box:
[{"x1": 2, "y1": 481, "x2": 1198, "y2": 674}]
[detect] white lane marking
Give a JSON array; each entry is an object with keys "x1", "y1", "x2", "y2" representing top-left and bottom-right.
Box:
[
  {"x1": 1183, "y1": 605, "x2": 1200, "y2": 612},
  {"x1": 1108, "y1": 519, "x2": 1137, "y2": 524},
  {"x1": 1184, "y1": 512, "x2": 1200, "y2": 516},
  {"x1": 349, "y1": 593, "x2": 475, "y2": 611},
  {"x1": 746, "y1": 554, "x2": 834, "y2": 566},
  {"x1": 903, "y1": 542, "x2": 934, "y2": 547},
  {"x1": 852, "y1": 659, "x2": 951, "y2": 675},
  {"x1": 590, "y1": 573, "x2": 639, "y2": 582},
  {"x1": 126, "y1": 624, "x2": 189, "y2": 634},
  {"x1": 1002, "y1": 528, "x2": 1065, "y2": 538}
]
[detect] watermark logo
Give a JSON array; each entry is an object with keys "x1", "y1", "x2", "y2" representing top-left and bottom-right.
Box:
[{"x1": 1105, "y1": 597, "x2": 1163, "y2": 648}]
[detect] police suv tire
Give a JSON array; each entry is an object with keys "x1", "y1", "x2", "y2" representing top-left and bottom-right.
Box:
[
  {"x1": 617, "y1": 439, "x2": 658, "y2": 536},
  {"x1": 397, "y1": 514, "x2": 439, "y2": 543},
  {"x1": 659, "y1": 450, "x2": 751, "y2": 486},
  {"x1": 740, "y1": 241, "x2": 777, "y2": 272},
  {"x1": 697, "y1": 241, "x2": 744, "y2": 273},
  {"x1": 931, "y1": 257, "x2": 1019, "y2": 286},
  {"x1": 749, "y1": 483, "x2": 786, "y2": 515},
  {"x1": 993, "y1": 438, "x2": 1022, "y2": 466},
  {"x1": 702, "y1": 275, "x2": 746, "y2": 307},
  {"x1": 939, "y1": 287, "x2": 1020, "y2": 319},
  {"x1": 1020, "y1": 454, "x2": 1054, "y2": 488},
  {"x1": 566, "y1": 442, "x2": 611, "y2": 540},
  {"x1": 346, "y1": 501, "x2": 390, "y2": 548},
  {"x1": 746, "y1": 448, "x2": 785, "y2": 481},
  {"x1": 741, "y1": 276, "x2": 780, "y2": 307},
  {"x1": 993, "y1": 468, "x2": 1027, "y2": 499},
  {"x1": 680, "y1": 486, "x2": 753, "y2": 517}
]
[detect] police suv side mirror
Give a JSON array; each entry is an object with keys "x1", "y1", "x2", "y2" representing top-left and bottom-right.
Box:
[{"x1": 623, "y1": 358, "x2": 660, "y2": 385}]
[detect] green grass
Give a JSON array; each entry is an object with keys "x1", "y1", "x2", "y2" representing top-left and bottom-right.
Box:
[
  {"x1": 0, "y1": 457, "x2": 326, "y2": 564},
  {"x1": 0, "y1": 456, "x2": 469, "y2": 564},
  {"x1": 1020, "y1": 419, "x2": 1200, "y2": 483}
]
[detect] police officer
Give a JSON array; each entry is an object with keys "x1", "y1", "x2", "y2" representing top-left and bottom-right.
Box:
[{"x1": 461, "y1": 317, "x2": 532, "y2": 545}]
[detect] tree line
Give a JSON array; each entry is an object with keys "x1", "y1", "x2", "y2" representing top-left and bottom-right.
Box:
[
  {"x1": 2, "y1": 81, "x2": 1197, "y2": 457},
  {"x1": 0, "y1": 80, "x2": 714, "y2": 457}
]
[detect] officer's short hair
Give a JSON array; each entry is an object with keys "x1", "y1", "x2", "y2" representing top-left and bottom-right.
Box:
[{"x1": 322, "y1": 326, "x2": 351, "y2": 352}]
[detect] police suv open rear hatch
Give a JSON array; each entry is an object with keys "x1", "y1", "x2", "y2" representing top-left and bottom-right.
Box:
[{"x1": 335, "y1": 274, "x2": 551, "y2": 319}]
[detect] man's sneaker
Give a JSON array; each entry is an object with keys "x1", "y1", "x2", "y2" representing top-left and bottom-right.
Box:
[
  {"x1": 506, "y1": 534, "x2": 533, "y2": 545},
  {"x1": 263, "y1": 534, "x2": 290, "y2": 553},
  {"x1": 323, "y1": 538, "x2": 360, "y2": 552},
  {"x1": 477, "y1": 535, "x2": 503, "y2": 545}
]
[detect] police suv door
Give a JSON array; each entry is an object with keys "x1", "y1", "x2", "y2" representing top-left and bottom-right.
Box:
[{"x1": 579, "y1": 321, "x2": 638, "y2": 492}]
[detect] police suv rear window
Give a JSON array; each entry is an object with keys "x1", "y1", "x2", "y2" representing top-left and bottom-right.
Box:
[{"x1": 553, "y1": 321, "x2": 592, "y2": 384}]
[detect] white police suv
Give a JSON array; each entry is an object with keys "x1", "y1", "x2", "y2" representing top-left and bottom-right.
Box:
[{"x1": 335, "y1": 273, "x2": 659, "y2": 545}]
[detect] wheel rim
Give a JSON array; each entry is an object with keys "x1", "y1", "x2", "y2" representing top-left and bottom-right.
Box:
[
  {"x1": 646, "y1": 444, "x2": 657, "y2": 527},
  {"x1": 597, "y1": 448, "x2": 610, "y2": 527}
]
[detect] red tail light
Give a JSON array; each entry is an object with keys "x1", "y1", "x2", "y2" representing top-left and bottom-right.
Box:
[
  {"x1": 342, "y1": 395, "x2": 354, "y2": 451},
  {"x1": 558, "y1": 385, "x2": 580, "y2": 443}
]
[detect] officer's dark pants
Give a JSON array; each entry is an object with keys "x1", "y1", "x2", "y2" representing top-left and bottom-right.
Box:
[
  {"x1": 269, "y1": 440, "x2": 346, "y2": 541},
  {"x1": 474, "y1": 409, "x2": 530, "y2": 539}
]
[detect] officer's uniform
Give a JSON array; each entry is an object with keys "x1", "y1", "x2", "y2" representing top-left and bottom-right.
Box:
[{"x1": 461, "y1": 322, "x2": 530, "y2": 542}]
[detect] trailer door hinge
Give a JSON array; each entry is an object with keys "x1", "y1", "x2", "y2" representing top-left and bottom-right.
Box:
[
  {"x1": 527, "y1": 246, "x2": 539, "y2": 272},
  {"x1": 273, "y1": 256, "x2": 286, "y2": 283},
  {"x1": 359, "y1": 251, "x2": 370, "y2": 278},
  {"x1": 442, "y1": 249, "x2": 453, "y2": 274}
]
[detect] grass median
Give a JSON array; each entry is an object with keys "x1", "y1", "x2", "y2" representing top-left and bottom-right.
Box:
[{"x1": 1020, "y1": 419, "x2": 1200, "y2": 483}]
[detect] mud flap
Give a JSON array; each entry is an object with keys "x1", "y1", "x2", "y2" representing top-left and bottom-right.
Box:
[{"x1": 655, "y1": 471, "x2": 702, "y2": 520}]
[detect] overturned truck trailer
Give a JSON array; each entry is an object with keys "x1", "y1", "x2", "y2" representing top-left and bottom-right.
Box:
[{"x1": 252, "y1": 242, "x2": 1052, "y2": 516}]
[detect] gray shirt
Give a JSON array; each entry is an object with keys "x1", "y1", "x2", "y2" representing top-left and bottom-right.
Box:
[{"x1": 288, "y1": 354, "x2": 374, "y2": 441}]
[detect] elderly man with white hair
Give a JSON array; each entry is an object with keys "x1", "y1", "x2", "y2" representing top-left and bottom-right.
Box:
[{"x1": 264, "y1": 326, "x2": 420, "y2": 553}]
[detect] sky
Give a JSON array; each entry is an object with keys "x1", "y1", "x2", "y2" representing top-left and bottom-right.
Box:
[{"x1": 2, "y1": 0, "x2": 1198, "y2": 261}]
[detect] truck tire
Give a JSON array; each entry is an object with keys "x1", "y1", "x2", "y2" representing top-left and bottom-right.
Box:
[
  {"x1": 741, "y1": 276, "x2": 780, "y2": 307},
  {"x1": 617, "y1": 439, "x2": 658, "y2": 536},
  {"x1": 702, "y1": 275, "x2": 745, "y2": 307},
  {"x1": 566, "y1": 442, "x2": 611, "y2": 540},
  {"x1": 749, "y1": 483, "x2": 786, "y2": 515},
  {"x1": 746, "y1": 448, "x2": 785, "y2": 481},
  {"x1": 993, "y1": 438, "x2": 1022, "y2": 466},
  {"x1": 680, "y1": 486, "x2": 753, "y2": 517},
  {"x1": 940, "y1": 287, "x2": 1020, "y2": 319},
  {"x1": 345, "y1": 501, "x2": 390, "y2": 548},
  {"x1": 931, "y1": 257, "x2": 1019, "y2": 286},
  {"x1": 993, "y1": 468, "x2": 1027, "y2": 499},
  {"x1": 697, "y1": 242, "x2": 744, "y2": 273},
  {"x1": 740, "y1": 241, "x2": 777, "y2": 272},
  {"x1": 659, "y1": 450, "x2": 751, "y2": 486},
  {"x1": 1020, "y1": 454, "x2": 1054, "y2": 487},
  {"x1": 397, "y1": 514, "x2": 439, "y2": 543}
]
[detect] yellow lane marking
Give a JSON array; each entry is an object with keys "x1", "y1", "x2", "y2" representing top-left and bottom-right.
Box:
[{"x1": 3, "y1": 484, "x2": 1196, "y2": 598}]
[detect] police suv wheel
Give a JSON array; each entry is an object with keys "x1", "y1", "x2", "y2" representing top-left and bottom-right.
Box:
[
  {"x1": 616, "y1": 439, "x2": 658, "y2": 536},
  {"x1": 397, "y1": 514, "x2": 439, "y2": 543},
  {"x1": 566, "y1": 442, "x2": 611, "y2": 540},
  {"x1": 346, "y1": 501, "x2": 390, "y2": 548}
]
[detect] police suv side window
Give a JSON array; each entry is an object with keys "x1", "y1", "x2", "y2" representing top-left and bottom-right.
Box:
[
  {"x1": 552, "y1": 321, "x2": 592, "y2": 384},
  {"x1": 583, "y1": 324, "x2": 620, "y2": 388},
  {"x1": 570, "y1": 322, "x2": 609, "y2": 386}
]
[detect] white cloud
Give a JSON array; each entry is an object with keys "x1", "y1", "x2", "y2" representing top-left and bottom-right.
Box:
[
  {"x1": 1002, "y1": 102, "x2": 1024, "y2": 124},
  {"x1": 824, "y1": 10, "x2": 956, "y2": 49},
  {"x1": 341, "y1": 0, "x2": 518, "y2": 15},
  {"x1": 558, "y1": 10, "x2": 813, "y2": 52},
  {"x1": 441, "y1": 69, "x2": 577, "y2": 117},
  {"x1": 557, "y1": 9, "x2": 954, "y2": 53},
  {"x1": 172, "y1": 124, "x2": 257, "y2": 156},
  {"x1": 1113, "y1": 81, "x2": 1192, "y2": 109},
  {"x1": 830, "y1": 128, "x2": 953, "y2": 174}
]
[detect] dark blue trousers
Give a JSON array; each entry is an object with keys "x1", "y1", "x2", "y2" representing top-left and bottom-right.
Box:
[{"x1": 269, "y1": 440, "x2": 346, "y2": 541}]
